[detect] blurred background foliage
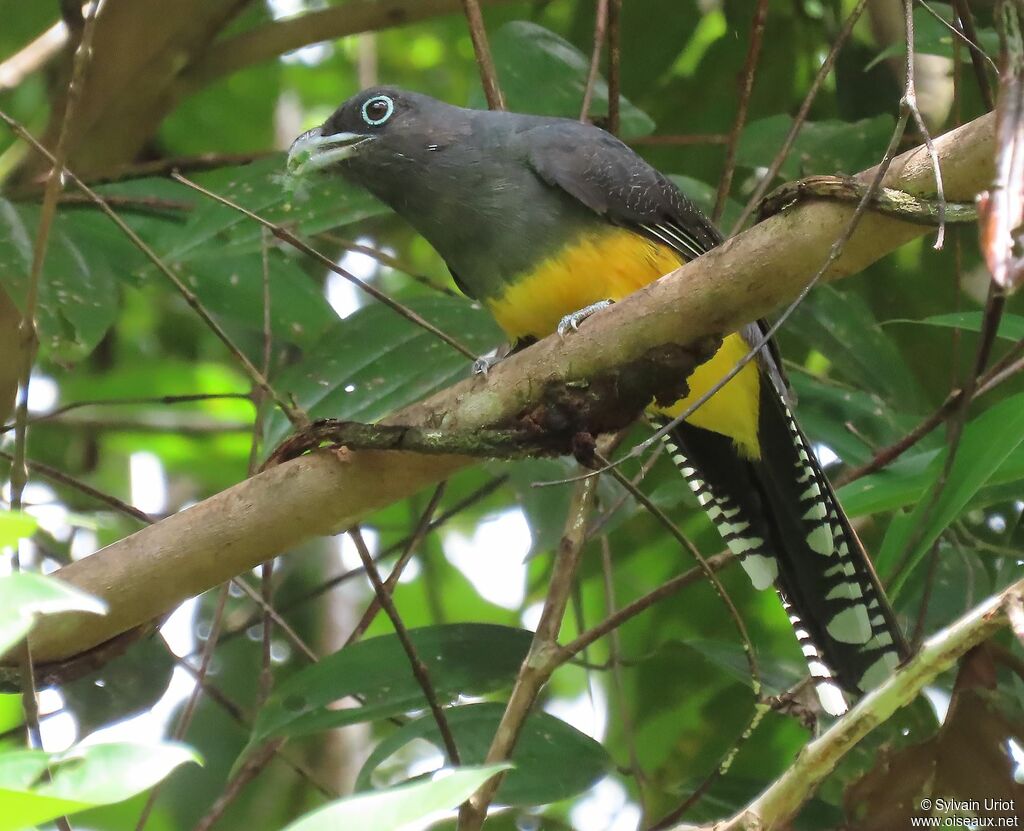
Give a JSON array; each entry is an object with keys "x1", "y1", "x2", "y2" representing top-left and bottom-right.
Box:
[{"x1": 0, "y1": 0, "x2": 1022, "y2": 829}]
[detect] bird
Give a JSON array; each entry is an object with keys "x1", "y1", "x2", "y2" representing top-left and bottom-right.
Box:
[{"x1": 287, "y1": 86, "x2": 908, "y2": 716}]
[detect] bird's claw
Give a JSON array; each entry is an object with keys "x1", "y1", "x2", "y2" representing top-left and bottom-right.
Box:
[
  {"x1": 556, "y1": 299, "x2": 614, "y2": 337},
  {"x1": 472, "y1": 353, "x2": 501, "y2": 376}
]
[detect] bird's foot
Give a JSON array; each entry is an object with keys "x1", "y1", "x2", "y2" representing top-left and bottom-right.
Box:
[
  {"x1": 472, "y1": 352, "x2": 502, "y2": 376},
  {"x1": 556, "y1": 299, "x2": 614, "y2": 337}
]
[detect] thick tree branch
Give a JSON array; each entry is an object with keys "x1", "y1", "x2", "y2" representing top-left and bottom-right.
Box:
[
  {"x1": 179, "y1": 0, "x2": 520, "y2": 93},
  {"x1": 9, "y1": 111, "x2": 995, "y2": 670}
]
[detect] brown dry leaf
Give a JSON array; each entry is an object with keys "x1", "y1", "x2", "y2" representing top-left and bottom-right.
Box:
[{"x1": 844, "y1": 647, "x2": 1024, "y2": 829}]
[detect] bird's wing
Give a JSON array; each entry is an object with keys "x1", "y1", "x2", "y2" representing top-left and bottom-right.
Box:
[
  {"x1": 525, "y1": 120, "x2": 906, "y2": 708},
  {"x1": 523, "y1": 121, "x2": 788, "y2": 388},
  {"x1": 524, "y1": 122, "x2": 722, "y2": 262}
]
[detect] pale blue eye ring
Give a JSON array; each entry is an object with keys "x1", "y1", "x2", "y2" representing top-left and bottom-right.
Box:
[{"x1": 361, "y1": 95, "x2": 394, "y2": 126}]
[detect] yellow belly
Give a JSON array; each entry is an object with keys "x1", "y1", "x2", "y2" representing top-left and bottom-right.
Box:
[{"x1": 485, "y1": 228, "x2": 762, "y2": 459}]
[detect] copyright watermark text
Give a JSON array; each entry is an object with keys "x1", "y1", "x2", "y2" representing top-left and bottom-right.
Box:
[{"x1": 910, "y1": 798, "x2": 1019, "y2": 827}]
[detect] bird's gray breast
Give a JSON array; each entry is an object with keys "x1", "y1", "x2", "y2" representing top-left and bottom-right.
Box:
[{"x1": 344, "y1": 125, "x2": 603, "y2": 300}]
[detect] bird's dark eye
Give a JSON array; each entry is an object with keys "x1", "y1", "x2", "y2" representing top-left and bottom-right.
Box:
[{"x1": 361, "y1": 95, "x2": 394, "y2": 127}]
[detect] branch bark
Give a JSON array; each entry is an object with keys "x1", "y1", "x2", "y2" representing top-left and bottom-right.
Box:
[
  {"x1": 178, "y1": 0, "x2": 520, "y2": 95},
  {"x1": 10, "y1": 110, "x2": 996, "y2": 669},
  {"x1": 701, "y1": 579, "x2": 1022, "y2": 831}
]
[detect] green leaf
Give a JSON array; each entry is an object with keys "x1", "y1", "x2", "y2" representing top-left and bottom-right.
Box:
[
  {"x1": 0, "y1": 695, "x2": 21, "y2": 738},
  {"x1": 267, "y1": 293, "x2": 501, "y2": 447},
  {"x1": 840, "y1": 435, "x2": 1024, "y2": 518},
  {"x1": 867, "y1": 5, "x2": 998, "y2": 69},
  {"x1": 0, "y1": 742, "x2": 198, "y2": 831},
  {"x1": 476, "y1": 21, "x2": 656, "y2": 137},
  {"x1": 62, "y1": 637, "x2": 176, "y2": 736},
  {"x1": 0, "y1": 198, "x2": 120, "y2": 361},
  {"x1": 356, "y1": 702, "x2": 611, "y2": 806},
  {"x1": 877, "y1": 392, "x2": 1024, "y2": 596},
  {"x1": 249, "y1": 624, "x2": 533, "y2": 746},
  {"x1": 787, "y1": 285, "x2": 927, "y2": 412},
  {"x1": 787, "y1": 372, "x2": 916, "y2": 467},
  {"x1": 883, "y1": 311, "x2": 1024, "y2": 342},
  {"x1": 281, "y1": 765, "x2": 510, "y2": 831},
  {"x1": 0, "y1": 511, "x2": 36, "y2": 548},
  {"x1": 171, "y1": 251, "x2": 335, "y2": 349},
  {"x1": 736, "y1": 115, "x2": 895, "y2": 180},
  {"x1": 0, "y1": 573, "x2": 106, "y2": 658},
  {"x1": 156, "y1": 156, "x2": 389, "y2": 261}
]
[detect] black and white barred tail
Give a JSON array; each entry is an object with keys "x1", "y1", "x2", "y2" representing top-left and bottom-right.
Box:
[{"x1": 658, "y1": 381, "x2": 907, "y2": 716}]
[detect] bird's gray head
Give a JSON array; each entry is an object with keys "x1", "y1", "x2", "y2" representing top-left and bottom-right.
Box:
[{"x1": 286, "y1": 86, "x2": 471, "y2": 179}]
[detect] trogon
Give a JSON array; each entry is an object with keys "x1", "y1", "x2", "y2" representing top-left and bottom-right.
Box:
[{"x1": 287, "y1": 87, "x2": 908, "y2": 715}]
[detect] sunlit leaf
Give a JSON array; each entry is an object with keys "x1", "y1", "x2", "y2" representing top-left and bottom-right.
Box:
[
  {"x1": 877, "y1": 392, "x2": 1024, "y2": 595},
  {"x1": 281, "y1": 765, "x2": 510, "y2": 831},
  {"x1": 0, "y1": 742, "x2": 199, "y2": 831},
  {"x1": 0, "y1": 510, "x2": 36, "y2": 548},
  {"x1": 0, "y1": 573, "x2": 106, "y2": 658},
  {"x1": 249, "y1": 624, "x2": 532, "y2": 747},
  {"x1": 356, "y1": 703, "x2": 610, "y2": 806},
  {"x1": 883, "y1": 311, "x2": 1024, "y2": 342},
  {"x1": 0, "y1": 198, "x2": 120, "y2": 361},
  {"x1": 840, "y1": 434, "x2": 1024, "y2": 518}
]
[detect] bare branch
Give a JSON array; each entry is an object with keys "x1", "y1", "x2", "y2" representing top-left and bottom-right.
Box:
[{"x1": 460, "y1": 0, "x2": 504, "y2": 110}]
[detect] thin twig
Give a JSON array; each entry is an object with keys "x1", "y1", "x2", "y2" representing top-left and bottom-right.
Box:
[
  {"x1": 134, "y1": 586, "x2": 231, "y2": 831},
  {"x1": 0, "y1": 111, "x2": 304, "y2": 426},
  {"x1": 902, "y1": 0, "x2": 948, "y2": 249},
  {"x1": 606, "y1": 0, "x2": 623, "y2": 135},
  {"x1": 457, "y1": 472, "x2": 601, "y2": 831},
  {"x1": 257, "y1": 226, "x2": 275, "y2": 706},
  {"x1": 628, "y1": 134, "x2": 731, "y2": 146},
  {"x1": 714, "y1": 0, "x2": 769, "y2": 223},
  {"x1": 0, "y1": 18, "x2": 67, "y2": 94},
  {"x1": 316, "y1": 232, "x2": 458, "y2": 297},
  {"x1": 192, "y1": 739, "x2": 286, "y2": 831},
  {"x1": 651, "y1": 700, "x2": 772, "y2": 829},
  {"x1": 460, "y1": 0, "x2": 505, "y2": 110},
  {"x1": 910, "y1": 541, "x2": 943, "y2": 649},
  {"x1": 350, "y1": 526, "x2": 460, "y2": 764},
  {"x1": 231, "y1": 575, "x2": 319, "y2": 663},
  {"x1": 952, "y1": 0, "x2": 997, "y2": 110},
  {"x1": 916, "y1": 0, "x2": 998, "y2": 75},
  {"x1": 8, "y1": 5, "x2": 101, "y2": 812},
  {"x1": 185, "y1": 476, "x2": 507, "y2": 658},
  {"x1": 885, "y1": 0, "x2": 1016, "y2": 587},
  {"x1": 580, "y1": 0, "x2": 610, "y2": 122},
  {"x1": 598, "y1": 537, "x2": 649, "y2": 811},
  {"x1": 563, "y1": 551, "x2": 736, "y2": 661},
  {"x1": 602, "y1": 461, "x2": 761, "y2": 697},
  {"x1": 730, "y1": 0, "x2": 870, "y2": 234},
  {"x1": 0, "y1": 393, "x2": 253, "y2": 435},
  {"x1": 344, "y1": 483, "x2": 446, "y2": 646},
  {"x1": 0, "y1": 450, "x2": 153, "y2": 523},
  {"x1": 836, "y1": 336, "x2": 1024, "y2": 485},
  {"x1": 169, "y1": 642, "x2": 334, "y2": 797},
  {"x1": 171, "y1": 172, "x2": 478, "y2": 362}
]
